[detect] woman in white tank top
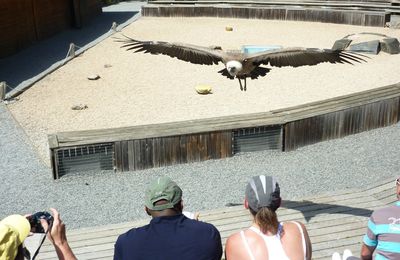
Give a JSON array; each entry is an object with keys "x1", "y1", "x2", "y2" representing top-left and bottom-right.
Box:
[{"x1": 225, "y1": 175, "x2": 312, "y2": 260}]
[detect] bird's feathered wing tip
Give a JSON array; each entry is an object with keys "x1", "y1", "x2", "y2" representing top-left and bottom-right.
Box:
[
  {"x1": 114, "y1": 34, "x2": 224, "y2": 66},
  {"x1": 247, "y1": 47, "x2": 369, "y2": 68}
]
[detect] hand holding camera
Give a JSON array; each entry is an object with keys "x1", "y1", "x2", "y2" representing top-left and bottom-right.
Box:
[
  {"x1": 28, "y1": 211, "x2": 54, "y2": 233},
  {"x1": 26, "y1": 208, "x2": 76, "y2": 260}
]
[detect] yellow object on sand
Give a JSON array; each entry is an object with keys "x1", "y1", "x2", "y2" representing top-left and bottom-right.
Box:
[
  {"x1": 195, "y1": 85, "x2": 212, "y2": 94},
  {"x1": 225, "y1": 26, "x2": 233, "y2": 31}
]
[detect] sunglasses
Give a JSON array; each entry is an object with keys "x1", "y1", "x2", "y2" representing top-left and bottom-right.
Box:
[{"x1": 396, "y1": 178, "x2": 400, "y2": 186}]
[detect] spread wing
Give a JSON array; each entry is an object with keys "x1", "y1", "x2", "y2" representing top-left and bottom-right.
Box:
[
  {"x1": 115, "y1": 35, "x2": 224, "y2": 65},
  {"x1": 246, "y1": 47, "x2": 368, "y2": 67}
]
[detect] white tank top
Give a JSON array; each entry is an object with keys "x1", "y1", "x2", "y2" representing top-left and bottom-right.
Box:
[{"x1": 240, "y1": 222, "x2": 307, "y2": 260}]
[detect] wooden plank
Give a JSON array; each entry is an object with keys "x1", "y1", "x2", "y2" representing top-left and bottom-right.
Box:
[
  {"x1": 179, "y1": 135, "x2": 188, "y2": 164},
  {"x1": 143, "y1": 138, "x2": 153, "y2": 169},
  {"x1": 198, "y1": 133, "x2": 209, "y2": 161},
  {"x1": 0, "y1": 82, "x2": 6, "y2": 100},
  {"x1": 113, "y1": 141, "x2": 122, "y2": 172},
  {"x1": 51, "y1": 149, "x2": 60, "y2": 179},
  {"x1": 47, "y1": 134, "x2": 59, "y2": 149},
  {"x1": 221, "y1": 130, "x2": 233, "y2": 158},
  {"x1": 127, "y1": 140, "x2": 134, "y2": 171},
  {"x1": 121, "y1": 141, "x2": 129, "y2": 172},
  {"x1": 186, "y1": 134, "x2": 199, "y2": 162},
  {"x1": 0, "y1": 0, "x2": 36, "y2": 58},
  {"x1": 32, "y1": 0, "x2": 73, "y2": 40},
  {"x1": 133, "y1": 139, "x2": 142, "y2": 170},
  {"x1": 151, "y1": 137, "x2": 161, "y2": 168}
]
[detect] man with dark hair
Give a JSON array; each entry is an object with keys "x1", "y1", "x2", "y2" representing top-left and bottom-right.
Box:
[{"x1": 113, "y1": 176, "x2": 223, "y2": 260}]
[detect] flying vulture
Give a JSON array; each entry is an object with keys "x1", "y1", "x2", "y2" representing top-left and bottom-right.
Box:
[{"x1": 116, "y1": 35, "x2": 367, "y2": 91}]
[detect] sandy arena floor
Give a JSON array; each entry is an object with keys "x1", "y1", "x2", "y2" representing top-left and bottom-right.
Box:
[{"x1": 7, "y1": 17, "x2": 400, "y2": 165}]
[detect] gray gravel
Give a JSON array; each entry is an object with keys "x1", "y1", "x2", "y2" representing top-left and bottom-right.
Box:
[{"x1": 1, "y1": 101, "x2": 399, "y2": 229}]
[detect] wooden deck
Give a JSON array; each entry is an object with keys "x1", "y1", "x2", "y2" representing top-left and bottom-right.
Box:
[{"x1": 36, "y1": 177, "x2": 397, "y2": 259}]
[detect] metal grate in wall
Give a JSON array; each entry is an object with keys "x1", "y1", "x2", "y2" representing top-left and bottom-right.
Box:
[
  {"x1": 233, "y1": 125, "x2": 282, "y2": 154},
  {"x1": 55, "y1": 143, "x2": 114, "y2": 177}
]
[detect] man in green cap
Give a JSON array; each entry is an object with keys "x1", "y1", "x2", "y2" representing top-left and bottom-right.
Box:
[{"x1": 113, "y1": 176, "x2": 222, "y2": 260}]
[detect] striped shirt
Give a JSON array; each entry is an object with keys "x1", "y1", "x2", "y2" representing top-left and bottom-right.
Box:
[{"x1": 363, "y1": 201, "x2": 400, "y2": 260}]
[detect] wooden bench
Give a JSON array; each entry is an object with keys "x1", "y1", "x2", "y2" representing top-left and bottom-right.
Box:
[{"x1": 36, "y1": 177, "x2": 397, "y2": 259}]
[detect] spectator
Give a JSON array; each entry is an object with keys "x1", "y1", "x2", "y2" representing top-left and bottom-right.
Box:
[
  {"x1": 360, "y1": 176, "x2": 400, "y2": 260},
  {"x1": 225, "y1": 175, "x2": 312, "y2": 260},
  {"x1": 0, "y1": 208, "x2": 76, "y2": 260},
  {"x1": 0, "y1": 214, "x2": 30, "y2": 260},
  {"x1": 114, "y1": 176, "x2": 222, "y2": 260}
]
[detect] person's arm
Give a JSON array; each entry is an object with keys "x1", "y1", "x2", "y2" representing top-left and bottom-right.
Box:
[
  {"x1": 298, "y1": 222, "x2": 312, "y2": 260},
  {"x1": 41, "y1": 208, "x2": 77, "y2": 260},
  {"x1": 360, "y1": 213, "x2": 377, "y2": 260},
  {"x1": 114, "y1": 235, "x2": 123, "y2": 260},
  {"x1": 360, "y1": 243, "x2": 375, "y2": 260}
]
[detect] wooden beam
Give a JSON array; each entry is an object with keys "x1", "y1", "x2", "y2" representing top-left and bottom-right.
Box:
[{"x1": 0, "y1": 82, "x2": 6, "y2": 100}]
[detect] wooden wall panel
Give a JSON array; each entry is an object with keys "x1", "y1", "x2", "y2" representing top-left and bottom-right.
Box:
[
  {"x1": 113, "y1": 141, "x2": 122, "y2": 171},
  {"x1": 142, "y1": 5, "x2": 387, "y2": 27},
  {"x1": 33, "y1": 0, "x2": 73, "y2": 40},
  {"x1": 114, "y1": 131, "x2": 233, "y2": 172},
  {"x1": 284, "y1": 97, "x2": 400, "y2": 151},
  {"x1": 1, "y1": 0, "x2": 102, "y2": 57},
  {"x1": 0, "y1": 0, "x2": 36, "y2": 57}
]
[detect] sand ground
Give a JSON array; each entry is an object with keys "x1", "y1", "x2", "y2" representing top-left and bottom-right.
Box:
[{"x1": 7, "y1": 17, "x2": 400, "y2": 165}]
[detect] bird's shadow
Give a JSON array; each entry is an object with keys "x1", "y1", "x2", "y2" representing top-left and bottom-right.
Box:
[
  {"x1": 226, "y1": 199, "x2": 373, "y2": 222},
  {"x1": 281, "y1": 199, "x2": 372, "y2": 222}
]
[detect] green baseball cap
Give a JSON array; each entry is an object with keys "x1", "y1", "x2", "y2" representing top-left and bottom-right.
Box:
[{"x1": 145, "y1": 176, "x2": 182, "y2": 211}]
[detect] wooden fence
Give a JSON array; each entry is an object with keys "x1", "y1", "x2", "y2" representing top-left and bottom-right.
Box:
[
  {"x1": 48, "y1": 83, "x2": 400, "y2": 178},
  {"x1": 113, "y1": 131, "x2": 233, "y2": 172},
  {"x1": 0, "y1": 0, "x2": 102, "y2": 58},
  {"x1": 284, "y1": 96, "x2": 400, "y2": 150},
  {"x1": 142, "y1": 0, "x2": 400, "y2": 27}
]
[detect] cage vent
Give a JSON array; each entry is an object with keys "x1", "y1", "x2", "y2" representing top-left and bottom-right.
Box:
[
  {"x1": 233, "y1": 125, "x2": 282, "y2": 153},
  {"x1": 55, "y1": 143, "x2": 113, "y2": 177}
]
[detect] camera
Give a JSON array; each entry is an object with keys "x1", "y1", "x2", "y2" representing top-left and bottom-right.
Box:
[{"x1": 29, "y1": 211, "x2": 54, "y2": 233}]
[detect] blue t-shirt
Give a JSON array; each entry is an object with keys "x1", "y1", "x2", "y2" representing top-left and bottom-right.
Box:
[{"x1": 114, "y1": 214, "x2": 222, "y2": 260}]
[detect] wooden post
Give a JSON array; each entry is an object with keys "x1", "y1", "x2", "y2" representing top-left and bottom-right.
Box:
[
  {"x1": 0, "y1": 82, "x2": 6, "y2": 100},
  {"x1": 48, "y1": 134, "x2": 60, "y2": 179},
  {"x1": 67, "y1": 43, "x2": 76, "y2": 58}
]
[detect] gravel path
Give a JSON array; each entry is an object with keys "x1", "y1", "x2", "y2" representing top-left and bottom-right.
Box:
[{"x1": 1, "y1": 102, "x2": 399, "y2": 229}]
